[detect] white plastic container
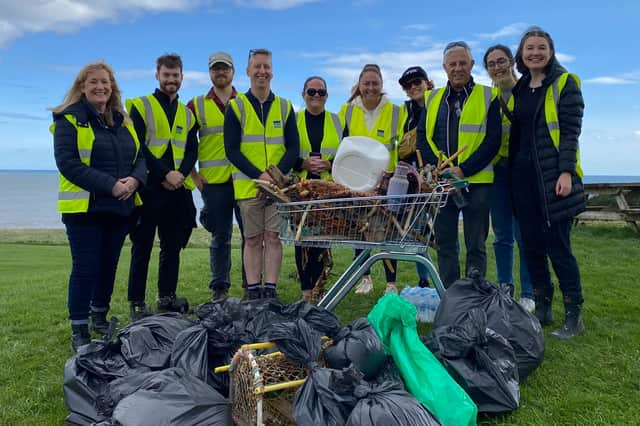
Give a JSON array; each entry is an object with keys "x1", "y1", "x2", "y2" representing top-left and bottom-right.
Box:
[{"x1": 332, "y1": 136, "x2": 389, "y2": 192}]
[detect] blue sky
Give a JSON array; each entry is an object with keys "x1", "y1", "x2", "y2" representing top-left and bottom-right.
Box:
[{"x1": 1, "y1": 0, "x2": 638, "y2": 174}]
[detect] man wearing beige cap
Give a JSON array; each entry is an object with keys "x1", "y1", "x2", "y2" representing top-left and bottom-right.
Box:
[{"x1": 187, "y1": 51, "x2": 246, "y2": 300}]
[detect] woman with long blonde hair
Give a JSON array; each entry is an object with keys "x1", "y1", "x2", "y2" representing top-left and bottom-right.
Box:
[{"x1": 52, "y1": 61, "x2": 146, "y2": 351}]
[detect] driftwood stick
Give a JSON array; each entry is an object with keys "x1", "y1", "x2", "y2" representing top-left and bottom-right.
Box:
[
  {"x1": 295, "y1": 204, "x2": 311, "y2": 241},
  {"x1": 439, "y1": 144, "x2": 469, "y2": 170}
]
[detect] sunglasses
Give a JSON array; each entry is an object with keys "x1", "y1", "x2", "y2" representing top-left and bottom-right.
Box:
[
  {"x1": 444, "y1": 40, "x2": 470, "y2": 52},
  {"x1": 402, "y1": 79, "x2": 425, "y2": 90},
  {"x1": 306, "y1": 88, "x2": 327, "y2": 97},
  {"x1": 248, "y1": 48, "x2": 272, "y2": 61}
]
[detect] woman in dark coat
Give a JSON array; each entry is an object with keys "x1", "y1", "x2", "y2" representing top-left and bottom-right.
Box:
[
  {"x1": 52, "y1": 62, "x2": 146, "y2": 351},
  {"x1": 509, "y1": 27, "x2": 586, "y2": 339}
]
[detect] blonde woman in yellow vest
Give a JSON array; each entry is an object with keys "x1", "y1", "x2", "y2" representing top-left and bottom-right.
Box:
[
  {"x1": 293, "y1": 76, "x2": 343, "y2": 302},
  {"x1": 415, "y1": 41, "x2": 502, "y2": 289},
  {"x1": 187, "y1": 51, "x2": 248, "y2": 301},
  {"x1": 223, "y1": 48, "x2": 300, "y2": 300},
  {"x1": 126, "y1": 54, "x2": 198, "y2": 321},
  {"x1": 483, "y1": 44, "x2": 535, "y2": 314},
  {"x1": 510, "y1": 27, "x2": 586, "y2": 340},
  {"x1": 52, "y1": 62, "x2": 147, "y2": 352},
  {"x1": 339, "y1": 64, "x2": 404, "y2": 295}
]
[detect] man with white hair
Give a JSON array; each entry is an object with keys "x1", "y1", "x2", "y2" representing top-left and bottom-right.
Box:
[{"x1": 416, "y1": 41, "x2": 501, "y2": 287}]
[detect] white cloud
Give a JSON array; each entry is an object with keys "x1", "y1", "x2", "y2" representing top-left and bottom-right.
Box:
[
  {"x1": 556, "y1": 53, "x2": 575, "y2": 64},
  {"x1": 477, "y1": 23, "x2": 528, "y2": 40},
  {"x1": 634, "y1": 130, "x2": 640, "y2": 139},
  {"x1": 404, "y1": 24, "x2": 431, "y2": 32},
  {"x1": 584, "y1": 71, "x2": 640, "y2": 85},
  {"x1": 233, "y1": 0, "x2": 319, "y2": 9},
  {"x1": 0, "y1": 0, "x2": 207, "y2": 46}
]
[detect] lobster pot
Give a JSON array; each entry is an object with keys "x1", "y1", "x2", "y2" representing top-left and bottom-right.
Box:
[
  {"x1": 229, "y1": 343, "x2": 330, "y2": 426},
  {"x1": 278, "y1": 186, "x2": 451, "y2": 252}
]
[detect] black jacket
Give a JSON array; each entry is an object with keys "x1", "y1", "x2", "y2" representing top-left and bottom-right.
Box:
[
  {"x1": 510, "y1": 59, "x2": 586, "y2": 223},
  {"x1": 53, "y1": 98, "x2": 147, "y2": 217}
]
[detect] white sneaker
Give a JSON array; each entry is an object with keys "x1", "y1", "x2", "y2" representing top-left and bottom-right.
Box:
[
  {"x1": 384, "y1": 282, "x2": 398, "y2": 295},
  {"x1": 355, "y1": 276, "x2": 373, "y2": 294},
  {"x1": 519, "y1": 297, "x2": 536, "y2": 313}
]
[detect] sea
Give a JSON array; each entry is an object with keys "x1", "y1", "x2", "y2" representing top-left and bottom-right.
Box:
[{"x1": 1, "y1": 169, "x2": 639, "y2": 229}]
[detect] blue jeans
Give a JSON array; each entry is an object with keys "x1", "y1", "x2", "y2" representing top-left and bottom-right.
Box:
[
  {"x1": 64, "y1": 214, "x2": 129, "y2": 323},
  {"x1": 490, "y1": 163, "x2": 533, "y2": 299}
]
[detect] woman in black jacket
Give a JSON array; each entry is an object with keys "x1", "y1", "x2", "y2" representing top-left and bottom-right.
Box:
[
  {"x1": 509, "y1": 27, "x2": 586, "y2": 339},
  {"x1": 52, "y1": 62, "x2": 146, "y2": 351}
]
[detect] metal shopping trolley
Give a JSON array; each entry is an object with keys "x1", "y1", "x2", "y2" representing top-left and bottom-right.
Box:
[{"x1": 277, "y1": 181, "x2": 458, "y2": 311}]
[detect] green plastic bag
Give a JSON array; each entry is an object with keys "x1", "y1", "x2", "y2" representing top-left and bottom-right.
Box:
[{"x1": 367, "y1": 294, "x2": 477, "y2": 426}]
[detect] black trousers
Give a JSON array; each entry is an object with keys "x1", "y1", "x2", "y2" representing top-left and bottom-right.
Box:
[
  {"x1": 511, "y1": 160, "x2": 583, "y2": 304},
  {"x1": 434, "y1": 184, "x2": 491, "y2": 288},
  {"x1": 128, "y1": 185, "x2": 195, "y2": 302},
  {"x1": 295, "y1": 246, "x2": 329, "y2": 291}
]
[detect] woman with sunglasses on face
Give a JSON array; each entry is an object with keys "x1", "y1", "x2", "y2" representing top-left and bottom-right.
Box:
[
  {"x1": 510, "y1": 27, "x2": 586, "y2": 339},
  {"x1": 483, "y1": 45, "x2": 535, "y2": 314},
  {"x1": 293, "y1": 76, "x2": 342, "y2": 302},
  {"x1": 339, "y1": 64, "x2": 404, "y2": 295},
  {"x1": 397, "y1": 66, "x2": 436, "y2": 288},
  {"x1": 52, "y1": 62, "x2": 146, "y2": 351}
]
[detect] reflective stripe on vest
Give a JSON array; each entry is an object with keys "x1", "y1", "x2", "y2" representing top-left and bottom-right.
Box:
[
  {"x1": 52, "y1": 114, "x2": 142, "y2": 212},
  {"x1": 125, "y1": 95, "x2": 195, "y2": 189},
  {"x1": 340, "y1": 101, "x2": 401, "y2": 170},
  {"x1": 424, "y1": 84, "x2": 498, "y2": 184},
  {"x1": 296, "y1": 109, "x2": 343, "y2": 180},
  {"x1": 228, "y1": 93, "x2": 291, "y2": 199},
  {"x1": 545, "y1": 73, "x2": 584, "y2": 178},
  {"x1": 193, "y1": 94, "x2": 231, "y2": 183}
]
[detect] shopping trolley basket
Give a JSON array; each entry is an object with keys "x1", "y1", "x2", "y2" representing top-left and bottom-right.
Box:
[{"x1": 278, "y1": 182, "x2": 457, "y2": 310}]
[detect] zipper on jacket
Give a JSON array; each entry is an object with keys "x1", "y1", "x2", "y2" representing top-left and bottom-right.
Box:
[
  {"x1": 260, "y1": 101, "x2": 268, "y2": 170},
  {"x1": 530, "y1": 91, "x2": 552, "y2": 228}
]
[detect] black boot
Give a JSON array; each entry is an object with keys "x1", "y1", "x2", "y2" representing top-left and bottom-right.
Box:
[
  {"x1": 130, "y1": 301, "x2": 154, "y2": 322},
  {"x1": 71, "y1": 324, "x2": 91, "y2": 353},
  {"x1": 551, "y1": 303, "x2": 584, "y2": 340},
  {"x1": 89, "y1": 311, "x2": 110, "y2": 335},
  {"x1": 534, "y1": 286, "x2": 554, "y2": 326},
  {"x1": 157, "y1": 294, "x2": 190, "y2": 314}
]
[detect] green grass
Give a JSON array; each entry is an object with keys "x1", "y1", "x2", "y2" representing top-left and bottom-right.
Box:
[{"x1": 0, "y1": 224, "x2": 639, "y2": 425}]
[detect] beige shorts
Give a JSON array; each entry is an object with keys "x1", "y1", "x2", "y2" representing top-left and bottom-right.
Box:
[{"x1": 238, "y1": 197, "x2": 280, "y2": 238}]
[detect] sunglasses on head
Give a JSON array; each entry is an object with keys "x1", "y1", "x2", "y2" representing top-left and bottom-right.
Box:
[
  {"x1": 402, "y1": 79, "x2": 425, "y2": 90},
  {"x1": 306, "y1": 88, "x2": 327, "y2": 97}
]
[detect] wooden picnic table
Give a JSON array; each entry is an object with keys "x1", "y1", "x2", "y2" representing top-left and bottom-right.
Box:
[{"x1": 576, "y1": 182, "x2": 640, "y2": 232}]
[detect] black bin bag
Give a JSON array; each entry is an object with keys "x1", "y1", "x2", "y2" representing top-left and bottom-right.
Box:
[
  {"x1": 427, "y1": 308, "x2": 520, "y2": 413},
  {"x1": 324, "y1": 317, "x2": 387, "y2": 380},
  {"x1": 433, "y1": 270, "x2": 545, "y2": 381},
  {"x1": 346, "y1": 381, "x2": 441, "y2": 426}
]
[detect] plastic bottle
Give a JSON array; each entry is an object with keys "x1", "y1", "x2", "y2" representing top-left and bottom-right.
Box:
[{"x1": 386, "y1": 164, "x2": 410, "y2": 212}]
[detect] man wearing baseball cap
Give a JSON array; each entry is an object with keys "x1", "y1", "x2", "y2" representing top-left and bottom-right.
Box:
[{"x1": 187, "y1": 51, "x2": 246, "y2": 300}]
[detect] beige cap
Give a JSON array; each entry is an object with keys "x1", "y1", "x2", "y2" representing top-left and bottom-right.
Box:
[{"x1": 208, "y1": 51, "x2": 233, "y2": 68}]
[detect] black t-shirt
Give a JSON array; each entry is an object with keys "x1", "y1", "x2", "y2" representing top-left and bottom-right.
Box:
[
  {"x1": 513, "y1": 87, "x2": 544, "y2": 159},
  {"x1": 303, "y1": 110, "x2": 325, "y2": 179}
]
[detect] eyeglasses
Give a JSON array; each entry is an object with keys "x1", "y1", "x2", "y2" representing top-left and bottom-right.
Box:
[
  {"x1": 486, "y1": 57, "x2": 509, "y2": 69},
  {"x1": 401, "y1": 79, "x2": 425, "y2": 90},
  {"x1": 306, "y1": 88, "x2": 327, "y2": 97},
  {"x1": 248, "y1": 48, "x2": 272, "y2": 60},
  {"x1": 444, "y1": 41, "x2": 470, "y2": 52}
]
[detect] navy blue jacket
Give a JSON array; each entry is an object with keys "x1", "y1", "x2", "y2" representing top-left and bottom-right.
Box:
[
  {"x1": 53, "y1": 98, "x2": 147, "y2": 217},
  {"x1": 416, "y1": 79, "x2": 501, "y2": 179},
  {"x1": 224, "y1": 90, "x2": 300, "y2": 179}
]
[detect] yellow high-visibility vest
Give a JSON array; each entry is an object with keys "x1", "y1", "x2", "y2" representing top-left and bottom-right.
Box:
[
  {"x1": 192, "y1": 94, "x2": 232, "y2": 183},
  {"x1": 339, "y1": 101, "x2": 403, "y2": 171},
  {"x1": 296, "y1": 109, "x2": 343, "y2": 180},
  {"x1": 544, "y1": 73, "x2": 584, "y2": 178},
  {"x1": 51, "y1": 114, "x2": 142, "y2": 213},
  {"x1": 424, "y1": 84, "x2": 498, "y2": 183},
  {"x1": 228, "y1": 93, "x2": 291, "y2": 199},
  {"x1": 125, "y1": 95, "x2": 196, "y2": 189}
]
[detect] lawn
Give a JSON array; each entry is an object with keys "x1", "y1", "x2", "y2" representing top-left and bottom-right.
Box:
[{"x1": 0, "y1": 224, "x2": 638, "y2": 425}]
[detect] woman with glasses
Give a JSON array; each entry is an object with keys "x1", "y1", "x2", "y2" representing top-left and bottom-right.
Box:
[
  {"x1": 52, "y1": 62, "x2": 146, "y2": 351},
  {"x1": 510, "y1": 27, "x2": 586, "y2": 339},
  {"x1": 483, "y1": 45, "x2": 535, "y2": 313},
  {"x1": 293, "y1": 76, "x2": 342, "y2": 302},
  {"x1": 339, "y1": 63, "x2": 404, "y2": 295}
]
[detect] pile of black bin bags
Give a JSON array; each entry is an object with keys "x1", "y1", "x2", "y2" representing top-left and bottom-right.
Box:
[
  {"x1": 422, "y1": 271, "x2": 545, "y2": 414},
  {"x1": 63, "y1": 300, "x2": 439, "y2": 425}
]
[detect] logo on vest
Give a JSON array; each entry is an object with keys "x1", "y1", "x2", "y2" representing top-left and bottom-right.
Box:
[
  {"x1": 176, "y1": 125, "x2": 184, "y2": 134},
  {"x1": 273, "y1": 120, "x2": 282, "y2": 128},
  {"x1": 377, "y1": 129, "x2": 385, "y2": 137}
]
